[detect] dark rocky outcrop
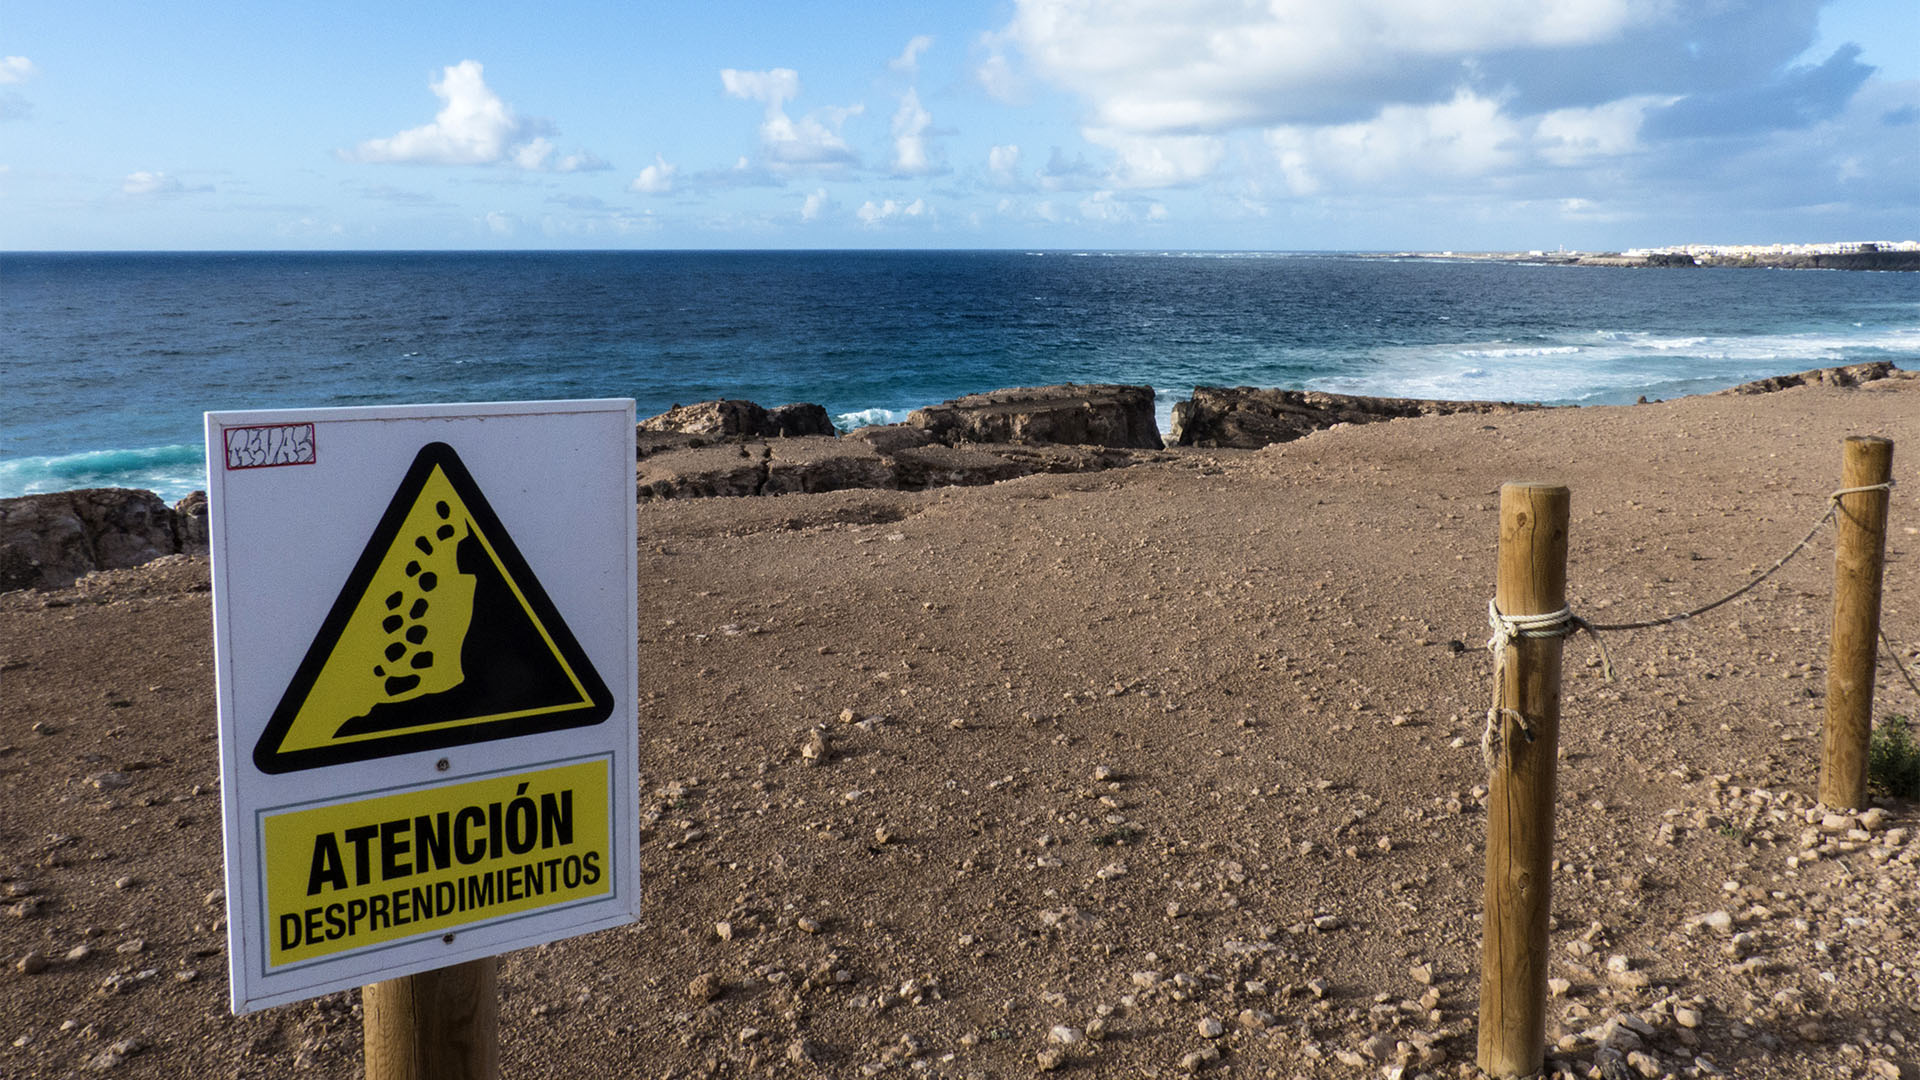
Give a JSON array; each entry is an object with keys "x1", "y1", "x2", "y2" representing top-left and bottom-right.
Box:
[
  {"x1": 1716, "y1": 361, "x2": 1908, "y2": 396},
  {"x1": 638, "y1": 399, "x2": 837, "y2": 440},
  {"x1": 765, "y1": 403, "x2": 836, "y2": 437},
  {"x1": 763, "y1": 438, "x2": 896, "y2": 496},
  {"x1": 1, "y1": 488, "x2": 207, "y2": 592},
  {"x1": 636, "y1": 431, "x2": 705, "y2": 461},
  {"x1": 1703, "y1": 251, "x2": 1920, "y2": 271},
  {"x1": 635, "y1": 444, "x2": 773, "y2": 500},
  {"x1": 1576, "y1": 251, "x2": 1920, "y2": 271},
  {"x1": 906, "y1": 385, "x2": 1163, "y2": 450},
  {"x1": 1169, "y1": 387, "x2": 1544, "y2": 449},
  {"x1": 844, "y1": 424, "x2": 937, "y2": 456},
  {"x1": 635, "y1": 431, "x2": 1161, "y2": 502},
  {"x1": 171, "y1": 490, "x2": 209, "y2": 553}
]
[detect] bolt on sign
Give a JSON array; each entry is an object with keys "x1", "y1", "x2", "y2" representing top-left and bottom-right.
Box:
[{"x1": 206, "y1": 401, "x2": 639, "y2": 1012}]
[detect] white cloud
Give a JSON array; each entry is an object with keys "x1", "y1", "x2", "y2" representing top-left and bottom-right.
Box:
[
  {"x1": 1077, "y1": 190, "x2": 1169, "y2": 223},
  {"x1": 1534, "y1": 95, "x2": 1674, "y2": 165},
  {"x1": 484, "y1": 210, "x2": 517, "y2": 236},
  {"x1": 1037, "y1": 147, "x2": 1103, "y2": 191},
  {"x1": 721, "y1": 67, "x2": 799, "y2": 110},
  {"x1": 1258, "y1": 88, "x2": 1691, "y2": 195},
  {"x1": 890, "y1": 88, "x2": 938, "y2": 175},
  {"x1": 346, "y1": 60, "x2": 596, "y2": 172},
  {"x1": 554, "y1": 150, "x2": 611, "y2": 173},
  {"x1": 122, "y1": 171, "x2": 210, "y2": 196},
  {"x1": 1078, "y1": 191, "x2": 1129, "y2": 222},
  {"x1": 856, "y1": 197, "x2": 929, "y2": 225},
  {"x1": 988, "y1": 143, "x2": 1025, "y2": 188},
  {"x1": 975, "y1": 32, "x2": 1024, "y2": 104},
  {"x1": 0, "y1": 56, "x2": 37, "y2": 121},
  {"x1": 538, "y1": 207, "x2": 659, "y2": 237},
  {"x1": 123, "y1": 171, "x2": 178, "y2": 195},
  {"x1": 691, "y1": 156, "x2": 786, "y2": 189},
  {"x1": 630, "y1": 153, "x2": 678, "y2": 194},
  {"x1": 1263, "y1": 90, "x2": 1523, "y2": 194},
  {"x1": 801, "y1": 188, "x2": 832, "y2": 221},
  {"x1": 349, "y1": 61, "x2": 525, "y2": 165},
  {"x1": 1082, "y1": 129, "x2": 1226, "y2": 188},
  {"x1": 1000, "y1": 0, "x2": 1668, "y2": 133},
  {"x1": 513, "y1": 137, "x2": 556, "y2": 171},
  {"x1": 721, "y1": 67, "x2": 861, "y2": 168},
  {"x1": 890, "y1": 35, "x2": 934, "y2": 75}
]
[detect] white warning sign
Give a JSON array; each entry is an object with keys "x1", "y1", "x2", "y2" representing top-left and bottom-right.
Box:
[{"x1": 206, "y1": 400, "x2": 639, "y2": 1013}]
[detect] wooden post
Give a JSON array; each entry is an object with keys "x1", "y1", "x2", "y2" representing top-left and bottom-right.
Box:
[
  {"x1": 363, "y1": 958, "x2": 499, "y2": 1080},
  {"x1": 1477, "y1": 483, "x2": 1569, "y2": 1078},
  {"x1": 1820, "y1": 435, "x2": 1894, "y2": 810}
]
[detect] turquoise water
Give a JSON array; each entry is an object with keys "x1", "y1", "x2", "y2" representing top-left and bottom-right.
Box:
[{"x1": 3, "y1": 250, "x2": 1915, "y2": 500}]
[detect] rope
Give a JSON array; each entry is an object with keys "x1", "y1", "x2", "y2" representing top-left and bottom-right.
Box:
[
  {"x1": 1481, "y1": 603, "x2": 1610, "y2": 770},
  {"x1": 1583, "y1": 481, "x2": 1892, "y2": 633},
  {"x1": 1478, "y1": 480, "x2": 1896, "y2": 772}
]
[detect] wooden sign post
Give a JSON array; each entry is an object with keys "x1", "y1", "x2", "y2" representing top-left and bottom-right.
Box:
[
  {"x1": 1477, "y1": 483, "x2": 1569, "y2": 1078},
  {"x1": 1820, "y1": 435, "x2": 1894, "y2": 810},
  {"x1": 364, "y1": 958, "x2": 499, "y2": 1080}
]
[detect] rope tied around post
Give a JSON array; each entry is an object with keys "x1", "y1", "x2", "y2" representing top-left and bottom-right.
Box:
[
  {"x1": 1476, "y1": 479, "x2": 1897, "y2": 773},
  {"x1": 1481, "y1": 602, "x2": 1610, "y2": 771}
]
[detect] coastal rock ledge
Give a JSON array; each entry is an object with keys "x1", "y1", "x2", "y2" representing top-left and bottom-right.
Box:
[
  {"x1": 639, "y1": 399, "x2": 835, "y2": 439},
  {"x1": 633, "y1": 384, "x2": 1166, "y2": 501},
  {"x1": 906, "y1": 384, "x2": 1164, "y2": 450},
  {"x1": 0, "y1": 488, "x2": 208, "y2": 592},
  {"x1": 1170, "y1": 386, "x2": 1544, "y2": 449}
]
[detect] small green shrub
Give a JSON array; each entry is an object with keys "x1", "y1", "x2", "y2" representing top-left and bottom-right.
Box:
[{"x1": 1869, "y1": 714, "x2": 1920, "y2": 799}]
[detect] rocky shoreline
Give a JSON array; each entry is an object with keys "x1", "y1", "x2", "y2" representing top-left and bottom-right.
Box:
[{"x1": 0, "y1": 362, "x2": 1909, "y2": 593}]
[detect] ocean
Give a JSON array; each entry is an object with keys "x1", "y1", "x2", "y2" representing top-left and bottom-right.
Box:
[{"x1": 2, "y1": 250, "x2": 1915, "y2": 502}]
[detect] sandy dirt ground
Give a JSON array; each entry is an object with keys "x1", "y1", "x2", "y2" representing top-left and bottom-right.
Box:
[{"x1": 2, "y1": 380, "x2": 1917, "y2": 1079}]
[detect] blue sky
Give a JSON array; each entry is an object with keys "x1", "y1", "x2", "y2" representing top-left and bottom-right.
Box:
[{"x1": 2, "y1": 0, "x2": 1915, "y2": 251}]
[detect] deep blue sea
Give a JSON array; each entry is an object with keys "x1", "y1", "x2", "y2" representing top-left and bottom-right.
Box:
[{"x1": 3, "y1": 250, "x2": 1916, "y2": 501}]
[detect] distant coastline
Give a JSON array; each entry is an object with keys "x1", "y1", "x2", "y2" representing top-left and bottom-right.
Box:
[{"x1": 1380, "y1": 242, "x2": 1920, "y2": 271}]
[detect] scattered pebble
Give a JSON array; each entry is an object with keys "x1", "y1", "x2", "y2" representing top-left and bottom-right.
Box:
[{"x1": 1179, "y1": 1045, "x2": 1221, "y2": 1071}]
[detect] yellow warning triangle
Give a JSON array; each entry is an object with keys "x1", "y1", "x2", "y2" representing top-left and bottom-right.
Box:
[{"x1": 254, "y1": 443, "x2": 612, "y2": 773}]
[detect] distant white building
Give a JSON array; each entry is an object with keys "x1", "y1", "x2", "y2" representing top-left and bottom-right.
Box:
[{"x1": 1624, "y1": 240, "x2": 1920, "y2": 258}]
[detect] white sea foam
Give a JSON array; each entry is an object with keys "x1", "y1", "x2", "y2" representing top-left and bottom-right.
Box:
[
  {"x1": 0, "y1": 444, "x2": 207, "y2": 502},
  {"x1": 1312, "y1": 324, "x2": 1920, "y2": 406},
  {"x1": 1454, "y1": 345, "x2": 1581, "y2": 359},
  {"x1": 833, "y1": 406, "x2": 913, "y2": 431},
  {"x1": 1152, "y1": 387, "x2": 1186, "y2": 443}
]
